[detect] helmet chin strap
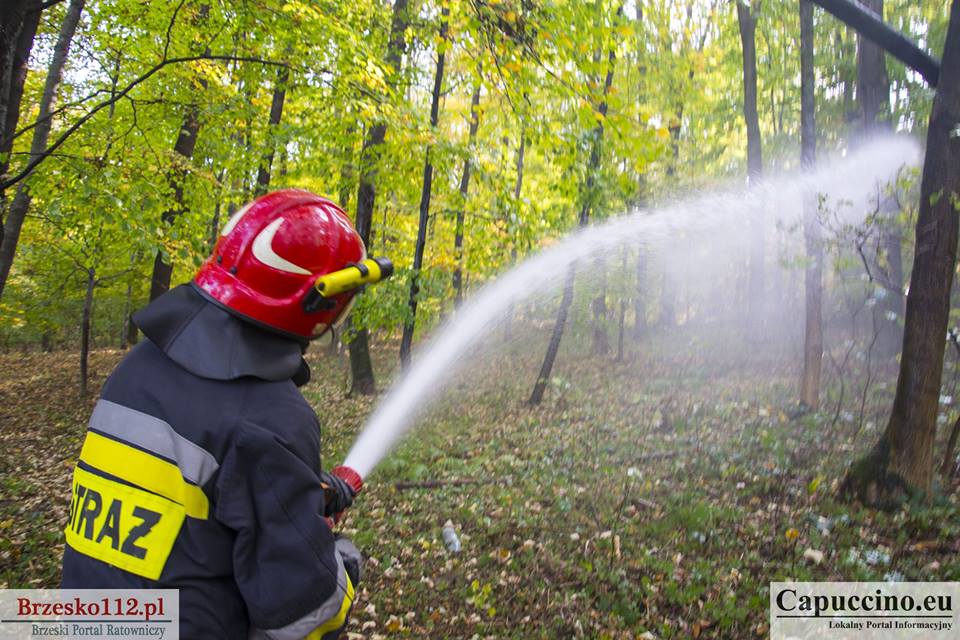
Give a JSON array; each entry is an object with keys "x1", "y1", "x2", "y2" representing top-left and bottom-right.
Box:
[
  {"x1": 309, "y1": 323, "x2": 334, "y2": 343},
  {"x1": 321, "y1": 324, "x2": 335, "y2": 344}
]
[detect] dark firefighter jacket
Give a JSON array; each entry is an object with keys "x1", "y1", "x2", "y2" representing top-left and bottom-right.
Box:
[{"x1": 61, "y1": 283, "x2": 358, "y2": 639}]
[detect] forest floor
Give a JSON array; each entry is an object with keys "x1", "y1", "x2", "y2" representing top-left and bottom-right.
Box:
[{"x1": 1, "y1": 329, "x2": 959, "y2": 639}]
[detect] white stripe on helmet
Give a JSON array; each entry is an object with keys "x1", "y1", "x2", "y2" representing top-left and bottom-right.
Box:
[
  {"x1": 220, "y1": 202, "x2": 253, "y2": 237},
  {"x1": 251, "y1": 218, "x2": 312, "y2": 275}
]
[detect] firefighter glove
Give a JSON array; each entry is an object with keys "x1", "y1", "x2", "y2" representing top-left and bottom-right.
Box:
[{"x1": 321, "y1": 470, "x2": 356, "y2": 518}]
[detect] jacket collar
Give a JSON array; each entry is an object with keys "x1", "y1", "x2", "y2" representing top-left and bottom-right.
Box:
[{"x1": 133, "y1": 283, "x2": 310, "y2": 385}]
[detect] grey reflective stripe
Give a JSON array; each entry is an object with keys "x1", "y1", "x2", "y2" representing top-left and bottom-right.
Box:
[
  {"x1": 249, "y1": 553, "x2": 351, "y2": 640},
  {"x1": 89, "y1": 399, "x2": 219, "y2": 486}
]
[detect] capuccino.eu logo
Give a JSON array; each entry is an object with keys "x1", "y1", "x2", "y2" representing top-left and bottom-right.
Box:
[{"x1": 770, "y1": 582, "x2": 960, "y2": 639}]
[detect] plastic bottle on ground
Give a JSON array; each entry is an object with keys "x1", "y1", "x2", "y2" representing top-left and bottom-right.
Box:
[{"x1": 442, "y1": 520, "x2": 461, "y2": 553}]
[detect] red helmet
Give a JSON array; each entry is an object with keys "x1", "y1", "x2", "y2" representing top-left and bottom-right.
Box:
[{"x1": 194, "y1": 189, "x2": 365, "y2": 339}]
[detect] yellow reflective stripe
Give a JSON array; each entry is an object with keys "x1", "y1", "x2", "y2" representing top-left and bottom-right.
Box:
[
  {"x1": 79, "y1": 431, "x2": 209, "y2": 520},
  {"x1": 306, "y1": 574, "x2": 355, "y2": 640},
  {"x1": 65, "y1": 466, "x2": 185, "y2": 580}
]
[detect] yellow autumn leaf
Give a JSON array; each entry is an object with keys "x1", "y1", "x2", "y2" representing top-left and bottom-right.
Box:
[
  {"x1": 808, "y1": 475, "x2": 824, "y2": 494},
  {"x1": 384, "y1": 615, "x2": 403, "y2": 632}
]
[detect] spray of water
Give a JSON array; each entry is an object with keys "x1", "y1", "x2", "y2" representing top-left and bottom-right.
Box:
[{"x1": 343, "y1": 137, "x2": 920, "y2": 478}]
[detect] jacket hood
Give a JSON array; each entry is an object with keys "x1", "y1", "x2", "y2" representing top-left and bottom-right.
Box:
[{"x1": 133, "y1": 283, "x2": 310, "y2": 385}]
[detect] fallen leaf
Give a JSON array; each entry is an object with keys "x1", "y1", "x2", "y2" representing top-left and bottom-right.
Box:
[{"x1": 803, "y1": 548, "x2": 825, "y2": 565}]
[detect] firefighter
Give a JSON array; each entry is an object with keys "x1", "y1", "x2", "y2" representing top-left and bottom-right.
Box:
[{"x1": 61, "y1": 190, "x2": 381, "y2": 639}]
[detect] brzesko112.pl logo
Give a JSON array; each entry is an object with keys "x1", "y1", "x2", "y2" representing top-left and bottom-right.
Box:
[
  {"x1": 770, "y1": 582, "x2": 960, "y2": 639},
  {"x1": 0, "y1": 589, "x2": 178, "y2": 639}
]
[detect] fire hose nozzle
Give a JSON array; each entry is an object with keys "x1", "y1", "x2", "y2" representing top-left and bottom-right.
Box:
[
  {"x1": 321, "y1": 465, "x2": 363, "y2": 527},
  {"x1": 331, "y1": 465, "x2": 364, "y2": 496}
]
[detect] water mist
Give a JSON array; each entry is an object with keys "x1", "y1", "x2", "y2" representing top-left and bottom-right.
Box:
[{"x1": 342, "y1": 137, "x2": 920, "y2": 480}]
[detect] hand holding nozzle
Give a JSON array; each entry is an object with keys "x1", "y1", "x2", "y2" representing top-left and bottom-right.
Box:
[
  {"x1": 320, "y1": 465, "x2": 364, "y2": 525},
  {"x1": 320, "y1": 471, "x2": 355, "y2": 520}
]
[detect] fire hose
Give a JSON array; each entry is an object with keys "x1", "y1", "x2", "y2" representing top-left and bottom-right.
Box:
[{"x1": 304, "y1": 257, "x2": 393, "y2": 522}]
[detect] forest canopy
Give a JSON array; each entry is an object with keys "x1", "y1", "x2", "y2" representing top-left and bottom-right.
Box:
[{"x1": 0, "y1": 0, "x2": 948, "y2": 360}]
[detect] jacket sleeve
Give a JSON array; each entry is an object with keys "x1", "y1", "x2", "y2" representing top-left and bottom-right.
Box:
[{"x1": 215, "y1": 419, "x2": 357, "y2": 640}]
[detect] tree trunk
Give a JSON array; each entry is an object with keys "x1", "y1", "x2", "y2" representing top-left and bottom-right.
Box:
[
  {"x1": 0, "y1": 0, "x2": 41, "y2": 205},
  {"x1": 148, "y1": 5, "x2": 209, "y2": 301},
  {"x1": 591, "y1": 257, "x2": 610, "y2": 355},
  {"x1": 530, "y1": 7, "x2": 620, "y2": 405},
  {"x1": 667, "y1": 106, "x2": 682, "y2": 178},
  {"x1": 148, "y1": 106, "x2": 201, "y2": 300},
  {"x1": 799, "y1": 0, "x2": 823, "y2": 411},
  {"x1": 335, "y1": 126, "x2": 356, "y2": 382},
  {"x1": 842, "y1": 0, "x2": 960, "y2": 504},
  {"x1": 399, "y1": 8, "x2": 447, "y2": 369},
  {"x1": 736, "y1": 1, "x2": 762, "y2": 177},
  {"x1": 529, "y1": 266, "x2": 575, "y2": 405},
  {"x1": 124, "y1": 308, "x2": 138, "y2": 348},
  {"x1": 453, "y1": 82, "x2": 481, "y2": 308},
  {"x1": 631, "y1": 6, "x2": 648, "y2": 342},
  {"x1": 659, "y1": 269, "x2": 676, "y2": 327},
  {"x1": 587, "y1": 30, "x2": 619, "y2": 356},
  {"x1": 80, "y1": 267, "x2": 95, "y2": 396},
  {"x1": 737, "y1": 0, "x2": 764, "y2": 332},
  {"x1": 941, "y1": 413, "x2": 960, "y2": 477},
  {"x1": 254, "y1": 62, "x2": 290, "y2": 196},
  {"x1": 875, "y1": 210, "x2": 904, "y2": 358},
  {"x1": 513, "y1": 130, "x2": 525, "y2": 203},
  {"x1": 348, "y1": 0, "x2": 409, "y2": 394},
  {"x1": 855, "y1": 0, "x2": 903, "y2": 358},
  {"x1": 856, "y1": 0, "x2": 890, "y2": 135},
  {"x1": 120, "y1": 253, "x2": 136, "y2": 349},
  {"x1": 502, "y1": 128, "x2": 525, "y2": 341},
  {"x1": 332, "y1": 120, "x2": 356, "y2": 378},
  {"x1": 345, "y1": 322, "x2": 374, "y2": 395},
  {"x1": 0, "y1": 0, "x2": 85, "y2": 301},
  {"x1": 338, "y1": 119, "x2": 356, "y2": 211},
  {"x1": 633, "y1": 250, "x2": 646, "y2": 338},
  {"x1": 208, "y1": 169, "x2": 225, "y2": 251},
  {"x1": 839, "y1": 29, "x2": 857, "y2": 127},
  {"x1": 616, "y1": 247, "x2": 627, "y2": 361}
]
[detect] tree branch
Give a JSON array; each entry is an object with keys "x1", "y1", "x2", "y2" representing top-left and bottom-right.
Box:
[
  {"x1": 10, "y1": 88, "x2": 113, "y2": 142},
  {"x1": 162, "y1": 0, "x2": 188, "y2": 62},
  {"x1": 0, "y1": 54, "x2": 289, "y2": 192},
  {"x1": 809, "y1": 0, "x2": 941, "y2": 86},
  {"x1": 855, "y1": 241, "x2": 905, "y2": 297},
  {"x1": 31, "y1": 0, "x2": 66, "y2": 12},
  {"x1": 393, "y1": 478, "x2": 501, "y2": 491}
]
